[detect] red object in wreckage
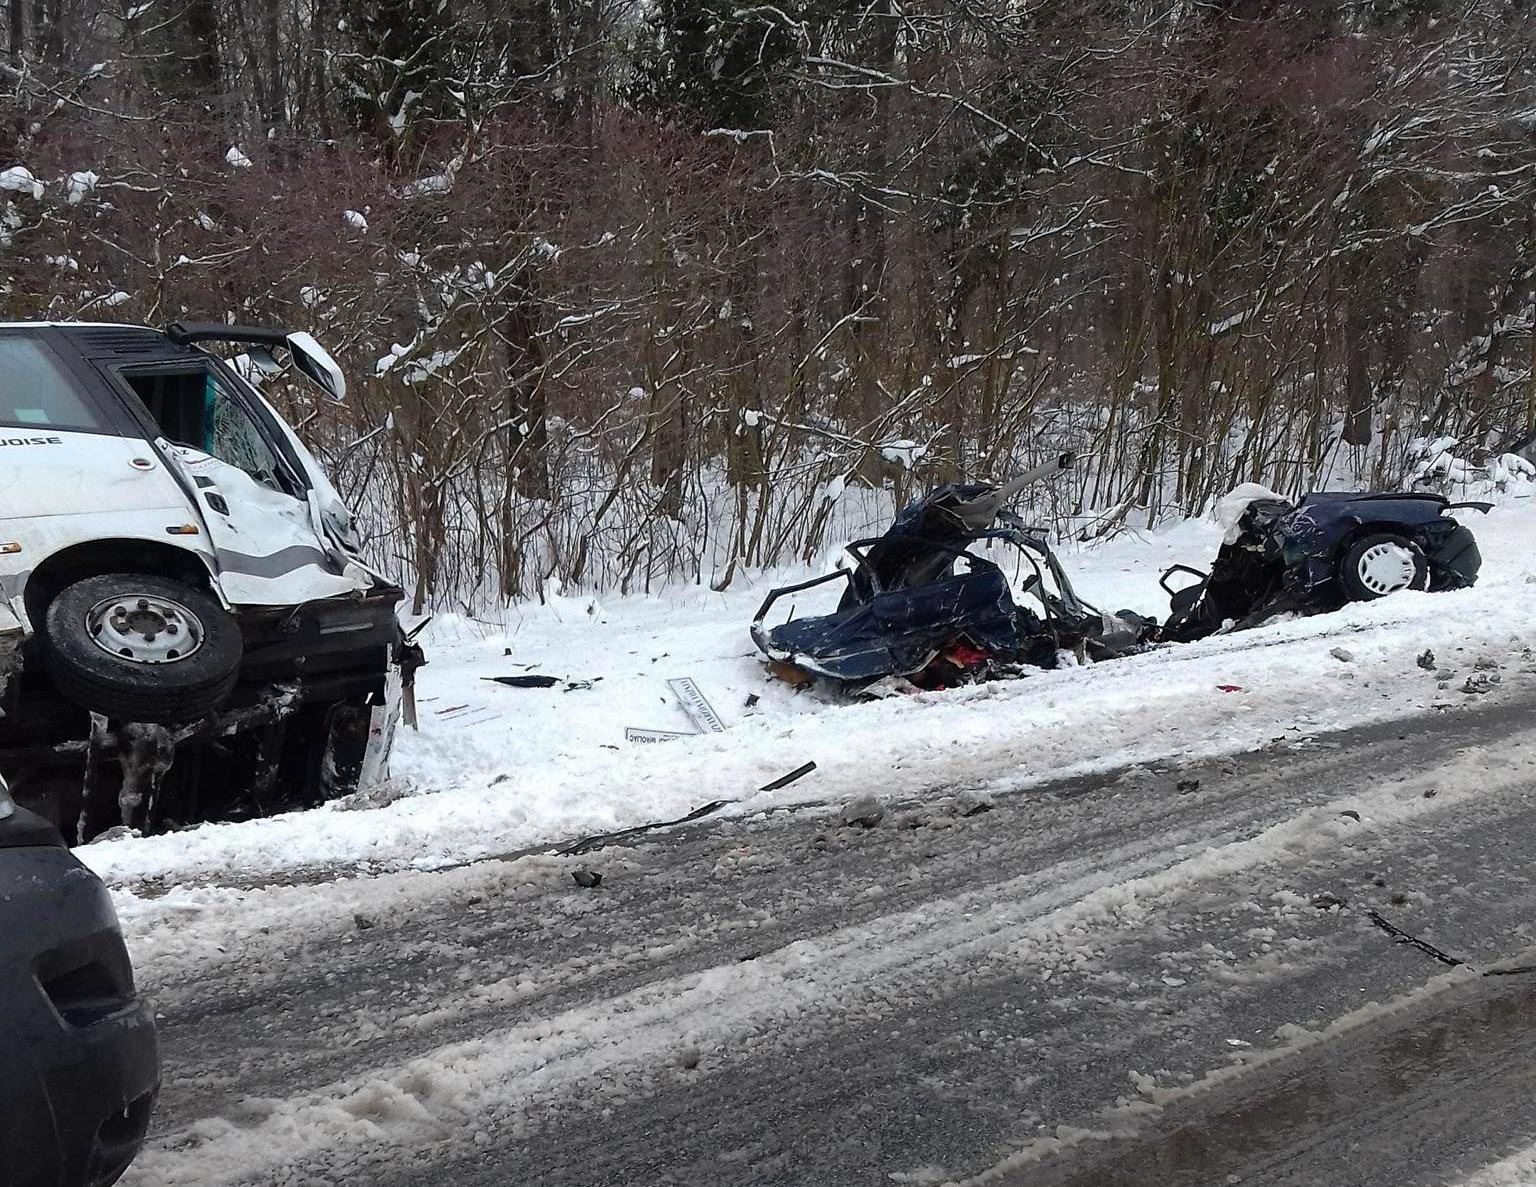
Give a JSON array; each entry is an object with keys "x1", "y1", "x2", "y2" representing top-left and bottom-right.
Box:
[{"x1": 947, "y1": 642, "x2": 993, "y2": 668}]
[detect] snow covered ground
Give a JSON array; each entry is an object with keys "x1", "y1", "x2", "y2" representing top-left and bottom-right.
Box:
[
  {"x1": 85, "y1": 496, "x2": 1536, "y2": 907},
  {"x1": 119, "y1": 696, "x2": 1536, "y2": 1186},
  {"x1": 99, "y1": 491, "x2": 1536, "y2": 1187},
  {"x1": 1460, "y1": 1141, "x2": 1536, "y2": 1187}
]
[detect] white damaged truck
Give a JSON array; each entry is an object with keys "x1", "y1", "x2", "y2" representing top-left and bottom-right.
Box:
[{"x1": 0, "y1": 322, "x2": 422, "y2": 842}]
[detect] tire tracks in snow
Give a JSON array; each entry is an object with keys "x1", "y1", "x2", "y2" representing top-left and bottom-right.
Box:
[{"x1": 123, "y1": 695, "x2": 1536, "y2": 1185}]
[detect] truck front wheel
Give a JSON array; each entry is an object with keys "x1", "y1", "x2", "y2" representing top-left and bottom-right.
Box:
[{"x1": 42, "y1": 573, "x2": 243, "y2": 724}]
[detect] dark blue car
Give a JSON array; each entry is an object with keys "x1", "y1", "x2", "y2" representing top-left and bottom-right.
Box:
[{"x1": 1162, "y1": 489, "x2": 1487, "y2": 641}]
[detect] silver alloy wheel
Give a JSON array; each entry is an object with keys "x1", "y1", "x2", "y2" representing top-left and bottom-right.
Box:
[
  {"x1": 84, "y1": 593, "x2": 206, "y2": 664},
  {"x1": 1355, "y1": 541, "x2": 1418, "y2": 596}
]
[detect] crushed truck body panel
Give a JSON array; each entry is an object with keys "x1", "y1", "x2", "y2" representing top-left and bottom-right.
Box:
[
  {"x1": 1162, "y1": 488, "x2": 1487, "y2": 642},
  {"x1": 0, "y1": 321, "x2": 423, "y2": 843},
  {"x1": 0, "y1": 604, "x2": 19, "y2": 698},
  {"x1": 751, "y1": 455, "x2": 1156, "y2": 690}
]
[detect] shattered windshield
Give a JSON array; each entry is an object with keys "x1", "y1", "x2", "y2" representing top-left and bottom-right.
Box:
[{"x1": 202, "y1": 370, "x2": 286, "y2": 491}]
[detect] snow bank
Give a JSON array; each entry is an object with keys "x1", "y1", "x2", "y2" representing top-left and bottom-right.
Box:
[{"x1": 83, "y1": 500, "x2": 1536, "y2": 896}]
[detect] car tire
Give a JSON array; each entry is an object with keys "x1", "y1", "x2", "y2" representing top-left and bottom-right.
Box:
[
  {"x1": 1337, "y1": 533, "x2": 1429, "y2": 602},
  {"x1": 42, "y1": 574, "x2": 242, "y2": 724}
]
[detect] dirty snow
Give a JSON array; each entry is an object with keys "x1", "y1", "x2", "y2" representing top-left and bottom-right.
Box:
[
  {"x1": 1459, "y1": 1140, "x2": 1536, "y2": 1186},
  {"x1": 78, "y1": 496, "x2": 1536, "y2": 902},
  {"x1": 117, "y1": 728, "x2": 1536, "y2": 1185}
]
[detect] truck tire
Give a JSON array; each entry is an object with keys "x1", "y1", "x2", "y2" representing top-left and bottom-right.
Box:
[
  {"x1": 42, "y1": 574, "x2": 242, "y2": 724},
  {"x1": 1337, "y1": 533, "x2": 1428, "y2": 602}
]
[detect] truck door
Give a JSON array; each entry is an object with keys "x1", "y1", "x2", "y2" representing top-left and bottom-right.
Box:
[{"x1": 116, "y1": 363, "x2": 366, "y2": 607}]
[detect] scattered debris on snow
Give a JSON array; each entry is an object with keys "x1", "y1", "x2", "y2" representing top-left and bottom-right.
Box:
[
  {"x1": 484, "y1": 675, "x2": 561, "y2": 689},
  {"x1": 669, "y1": 677, "x2": 726, "y2": 734},
  {"x1": 759, "y1": 761, "x2": 817, "y2": 793},
  {"x1": 74, "y1": 501, "x2": 1536, "y2": 895},
  {"x1": 841, "y1": 796, "x2": 886, "y2": 829}
]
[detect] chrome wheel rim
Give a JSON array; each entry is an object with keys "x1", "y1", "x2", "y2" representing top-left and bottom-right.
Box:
[{"x1": 85, "y1": 594, "x2": 205, "y2": 664}]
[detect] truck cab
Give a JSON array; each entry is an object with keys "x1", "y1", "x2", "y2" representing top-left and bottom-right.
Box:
[{"x1": 0, "y1": 322, "x2": 420, "y2": 841}]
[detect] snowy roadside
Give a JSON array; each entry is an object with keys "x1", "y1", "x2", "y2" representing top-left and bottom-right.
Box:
[
  {"x1": 85, "y1": 500, "x2": 1536, "y2": 904},
  {"x1": 117, "y1": 718, "x2": 1536, "y2": 1186}
]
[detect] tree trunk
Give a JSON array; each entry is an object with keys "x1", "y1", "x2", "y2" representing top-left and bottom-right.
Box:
[
  {"x1": 650, "y1": 386, "x2": 687, "y2": 520},
  {"x1": 39, "y1": 0, "x2": 58, "y2": 61},
  {"x1": 263, "y1": 0, "x2": 284, "y2": 132},
  {"x1": 501, "y1": 271, "x2": 550, "y2": 500},
  {"x1": 186, "y1": 0, "x2": 222, "y2": 92},
  {"x1": 1342, "y1": 284, "x2": 1373, "y2": 449},
  {"x1": 725, "y1": 225, "x2": 765, "y2": 490}
]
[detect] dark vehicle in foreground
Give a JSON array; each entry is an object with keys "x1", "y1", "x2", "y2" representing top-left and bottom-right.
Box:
[
  {"x1": 1162, "y1": 486, "x2": 1487, "y2": 641},
  {"x1": 751, "y1": 454, "x2": 1153, "y2": 690},
  {"x1": 0, "y1": 770, "x2": 158, "y2": 1186}
]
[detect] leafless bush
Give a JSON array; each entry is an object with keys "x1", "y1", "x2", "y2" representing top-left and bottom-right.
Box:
[{"x1": 0, "y1": 1, "x2": 1533, "y2": 606}]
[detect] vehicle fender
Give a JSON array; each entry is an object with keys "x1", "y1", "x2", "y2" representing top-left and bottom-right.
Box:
[
  {"x1": 0, "y1": 1018, "x2": 62, "y2": 1187},
  {"x1": 159, "y1": 447, "x2": 368, "y2": 607},
  {"x1": 1281, "y1": 504, "x2": 1402, "y2": 590},
  {"x1": 1285, "y1": 520, "x2": 1353, "y2": 590},
  {"x1": 0, "y1": 516, "x2": 229, "y2": 633},
  {"x1": 1308, "y1": 518, "x2": 1430, "y2": 592},
  {"x1": 0, "y1": 843, "x2": 159, "y2": 1187}
]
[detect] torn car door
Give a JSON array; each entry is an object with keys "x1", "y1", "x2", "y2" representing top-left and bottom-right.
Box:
[{"x1": 148, "y1": 367, "x2": 367, "y2": 606}]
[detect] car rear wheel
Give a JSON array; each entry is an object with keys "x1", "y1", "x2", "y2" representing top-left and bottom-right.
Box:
[
  {"x1": 1338, "y1": 533, "x2": 1428, "y2": 602},
  {"x1": 42, "y1": 574, "x2": 242, "y2": 724}
]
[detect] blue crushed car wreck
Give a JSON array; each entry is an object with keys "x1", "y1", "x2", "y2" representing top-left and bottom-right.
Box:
[
  {"x1": 751, "y1": 469, "x2": 1489, "y2": 691},
  {"x1": 750, "y1": 454, "x2": 1154, "y2": 690},
  {"x1": 1161, "y1": 486, "x2": 1488, "y2": 641}
]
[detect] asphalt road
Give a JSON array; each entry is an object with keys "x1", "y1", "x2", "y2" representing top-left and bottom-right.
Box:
[{"x1": 125, "y1": 686, "x2": 1536, "y2": 1186}]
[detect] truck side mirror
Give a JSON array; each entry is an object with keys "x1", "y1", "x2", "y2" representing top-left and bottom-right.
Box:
[{"x1": 286, "y1": 331, "x2": 347, "y2": 402}]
